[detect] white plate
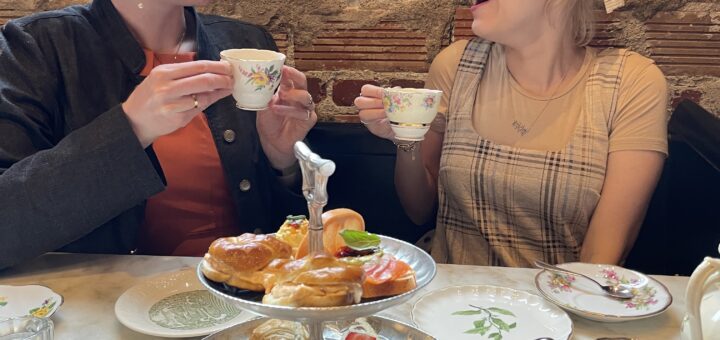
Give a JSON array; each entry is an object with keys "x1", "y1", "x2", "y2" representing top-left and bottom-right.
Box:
[
  {"x1": 534, "y1": 262, "x2": 672, "y2": 322},
  {"x1": 115, "y1": 268, "x2": 252, "y2": 338},
  {"x1": 412, "y1": 285, "x2": 573, "y2": 340},
  {"x1": 0, "y1": 285, "x2": 63, "y2": 319}
]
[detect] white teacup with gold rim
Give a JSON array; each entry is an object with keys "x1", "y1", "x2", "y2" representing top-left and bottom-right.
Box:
[
  {"x1": 220, "y1": 49, "x2": 285, "y2": 111},
  {"x1": 382, "y1": 88, "x2": 443, "y2": 141}
]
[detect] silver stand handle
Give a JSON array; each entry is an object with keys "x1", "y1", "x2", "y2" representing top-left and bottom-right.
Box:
[{"x1": 294, "y1": 141, "x2": 335, "y2": 255}]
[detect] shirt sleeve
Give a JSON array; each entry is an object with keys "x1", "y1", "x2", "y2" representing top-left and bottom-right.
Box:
[
  {"x1": 425, "y1": 40, "x2": 469, "y2": 116},
  {"x1": 609, "y1": 54, "x2": 669, "y2": 156}
]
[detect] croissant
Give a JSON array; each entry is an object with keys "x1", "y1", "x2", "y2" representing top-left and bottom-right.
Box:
[{"x1": 201, "y1": 233, "x2": 292, "y2": 291}]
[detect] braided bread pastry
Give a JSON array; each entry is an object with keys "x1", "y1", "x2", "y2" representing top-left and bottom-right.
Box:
[{"x1": 201, "y1": 233, "x2": 292, "y2": 291}]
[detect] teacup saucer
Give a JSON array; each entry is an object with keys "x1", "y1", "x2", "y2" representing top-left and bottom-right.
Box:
[
  {"x1": 115, "y1": 268, "x2": 252, "y2": 338},
  {"x1": 0, "y1": 285, "x2": 63, "y2": 319},
  {"x1": 534, "y1": 262, "x2": 672, "y2": 322}
]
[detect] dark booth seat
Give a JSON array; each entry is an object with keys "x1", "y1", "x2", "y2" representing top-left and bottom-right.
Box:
[
  {"x1": 305, "y1": 123, "x2": 434, "y2": 246},
  {"x1": 625, "y1": 100, "x2": 720, "y2": 276}
]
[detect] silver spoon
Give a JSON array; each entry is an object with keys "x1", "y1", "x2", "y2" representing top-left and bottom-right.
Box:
[{"x1": 534, "y1": 260, "x2": 635, "y2": 299}]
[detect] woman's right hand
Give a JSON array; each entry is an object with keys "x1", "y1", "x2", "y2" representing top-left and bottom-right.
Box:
[
  {"x1": 354, "y1": 84, "x2": 394, "y2": 140},
  {"x1": 122, "y1": 60, "x2": 234, "y2": 148}
]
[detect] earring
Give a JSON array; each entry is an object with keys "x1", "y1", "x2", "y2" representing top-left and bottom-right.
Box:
[{"x1": 137, "y1": 2, "x2": 144, "y2": 9}]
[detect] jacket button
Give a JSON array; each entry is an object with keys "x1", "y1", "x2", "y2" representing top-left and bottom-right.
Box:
[
  {"x1": 239, "y1": 179, "x2": 251, "y2": 192},
  {"x1": 130, "y1": 248, "x2": 138, "y2": 255},
  {"x1": 223, "y1": 129, "x2": 236, "y2": 143}
]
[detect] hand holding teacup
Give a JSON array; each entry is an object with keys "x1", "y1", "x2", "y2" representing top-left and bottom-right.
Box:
[
  {"x1": 355, "y1": 85, "x2": 442, "y2": 142},
  {"x1": 221, "y1": 48, "x2": 316, "y2": 172},
  {"x1": 256, "y1": 65, "x2": 317, "y2": 172},
  {"x1": 221, "y1": 49, "x2": 286, "y2": 111}
]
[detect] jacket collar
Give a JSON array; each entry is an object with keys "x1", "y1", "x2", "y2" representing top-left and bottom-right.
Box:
[{"x1": 87, "y1": 0, "x2": 219, "y2": 75}]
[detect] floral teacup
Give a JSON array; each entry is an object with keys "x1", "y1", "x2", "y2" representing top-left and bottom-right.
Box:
[
  {"x1": 220, "y1": 49, "x2": 285, "y2": 111},
  {"x1": 382, "y1": 87, "x2": 443, "y2": 141}
]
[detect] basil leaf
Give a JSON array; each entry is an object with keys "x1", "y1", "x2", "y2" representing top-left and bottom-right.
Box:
[{"x1": 339, "y1": 230, "x2": 381, "y2": 250}]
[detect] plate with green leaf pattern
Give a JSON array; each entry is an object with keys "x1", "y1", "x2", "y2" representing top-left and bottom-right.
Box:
[
  {"x1": 115, "y1": 268, "x2": 253, "y2": 338},
  {"x1": 411, "y1": 285, "x2": 572, "y2": 340}
]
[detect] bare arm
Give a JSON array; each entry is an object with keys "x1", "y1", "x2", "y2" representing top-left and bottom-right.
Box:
[
  {"x1": 394, "y1": 124, "x2": 444, "y2": 225},
  {"x1": 356, "y1": 85, "x2": 442, "y2": 225},
  {"x1": 580, "y1": 150, "x2": 665, "y2": 264}
]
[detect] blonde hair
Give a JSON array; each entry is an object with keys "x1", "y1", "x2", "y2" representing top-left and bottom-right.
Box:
[
  {"x1": 547, "y1": 0, "x2": 595, "y2": 46},
  {"x1": 566, "y1": 0, "x2": 595, "y2": 46}
]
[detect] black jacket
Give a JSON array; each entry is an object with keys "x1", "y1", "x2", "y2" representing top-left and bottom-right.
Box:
[{"x1": 0, "y1": 0, "x2": 304, "y2": 269}]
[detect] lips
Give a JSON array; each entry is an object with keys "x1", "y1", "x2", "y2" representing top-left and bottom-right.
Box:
[{"x1": 471, "y1": 0, "x2": 489, "y2": 11}]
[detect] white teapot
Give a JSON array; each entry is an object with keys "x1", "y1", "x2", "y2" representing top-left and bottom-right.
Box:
[{"x1": 682, "y1": 243, "x2": 720, "y2": 340}]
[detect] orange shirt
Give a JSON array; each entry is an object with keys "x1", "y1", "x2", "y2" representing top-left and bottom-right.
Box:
[{"x1": 137, "y1": 50, "x2": 240, "y2": 256}]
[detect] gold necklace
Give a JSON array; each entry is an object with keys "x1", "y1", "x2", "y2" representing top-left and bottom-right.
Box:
[{"x1": 509, "y1": 67, "x2": 570, "y2": 137}]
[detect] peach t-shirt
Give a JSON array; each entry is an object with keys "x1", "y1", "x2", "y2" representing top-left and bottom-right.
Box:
[{"x1": 426, "y1": 40, "x2": 669, "y2": 154}]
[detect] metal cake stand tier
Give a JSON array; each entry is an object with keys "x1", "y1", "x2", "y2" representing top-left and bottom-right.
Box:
[
  {"x1": 202, "y1": 315, "x2": 434, "y2": 339},
  {"x1": 197, "y1": 141, "x2": 437, "y2": 338},
  {"x1": 197, "y1": 235, "x2": 436, "y2": 322}
]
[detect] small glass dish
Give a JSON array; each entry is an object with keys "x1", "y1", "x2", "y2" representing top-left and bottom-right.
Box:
[{"x1": 0, "y1": 316, "x2": 53, "y2": 340}]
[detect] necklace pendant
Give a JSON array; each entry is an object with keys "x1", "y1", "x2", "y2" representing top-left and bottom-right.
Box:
[
  {"x1": 512, "y1": 120, "x2": 529, "y2": 136},
  {"x1": 137, "y1": 2, "x2": 143, "y2": 9}
]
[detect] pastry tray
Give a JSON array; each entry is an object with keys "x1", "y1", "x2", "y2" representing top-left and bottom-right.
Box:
[
  {"x1": 202, "y1": 315, "x2": 435, "y2": 340},
  {"x1": 197, "y1": 235, "x2": 436, "y2": 323}
]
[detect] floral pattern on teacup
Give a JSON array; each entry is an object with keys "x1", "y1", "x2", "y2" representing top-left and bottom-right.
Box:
[
  {"x1": 28, "y1": 298, "x2": 56, "y2": 318},
  {"x1": 238, "y1": 64, "x2": 280, "y2": 91},
  {"x1": 383, "y1": 93, "x2": 412, "y2": 114},
  {"x1": 548, "y1": 273, "x2": 576, "y2": 293},
  {"x1": 422, "y1": 95, "x2": 436, "y2": 109},
  {"x1": 0, "y1": 296, "x2": 7, "y2": 307}
]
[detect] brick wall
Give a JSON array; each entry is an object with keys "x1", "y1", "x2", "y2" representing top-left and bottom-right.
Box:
[{"x1": 2, "y1": 0, "x2": 719, "y2": 120}]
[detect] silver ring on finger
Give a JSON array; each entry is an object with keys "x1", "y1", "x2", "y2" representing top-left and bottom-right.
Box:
[{"x1": 306, "y1": 93, "x2": 314, "y2": 108}]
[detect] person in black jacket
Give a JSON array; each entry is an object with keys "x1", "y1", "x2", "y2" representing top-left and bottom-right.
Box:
[{"x1": 0, "y1": 0, "x2": 316, "y2": 269}]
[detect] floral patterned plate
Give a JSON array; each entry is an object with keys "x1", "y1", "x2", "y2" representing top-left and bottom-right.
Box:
[
  {"x1": 412, "y1": 285, "x2": 572, "y2": 340},
  {"x1": 114, "y1": 268, "x2": 253, "y2": 338},
  {"x1": 534, "y1": 262, "x2": 672, "y2": 322},
  {"x1": 0, "y1": 285, "x2": 63, "y2": 319}
]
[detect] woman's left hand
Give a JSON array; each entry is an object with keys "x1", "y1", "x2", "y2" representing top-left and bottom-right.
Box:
[{"x1": 257, "y1": 66, "x2": 317, "y2": 171}]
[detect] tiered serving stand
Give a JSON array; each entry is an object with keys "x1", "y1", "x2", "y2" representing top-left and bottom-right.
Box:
[{"x1": 197, "y1": 141, "x2": 436, "y2": 339}]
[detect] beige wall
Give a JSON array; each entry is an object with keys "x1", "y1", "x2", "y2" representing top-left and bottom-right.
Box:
[{"x1": 2, "y1": 0, "x2": 719, "y2": 119}]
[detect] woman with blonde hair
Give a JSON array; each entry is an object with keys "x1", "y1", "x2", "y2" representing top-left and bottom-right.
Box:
[{"x1": 356, "y1": 0, "x2": 668, "y2": 266}]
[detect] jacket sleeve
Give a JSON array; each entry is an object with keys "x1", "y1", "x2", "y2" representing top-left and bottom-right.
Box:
[{"x1": 0, "y1": 21, "x2": 165, "y2": 269}]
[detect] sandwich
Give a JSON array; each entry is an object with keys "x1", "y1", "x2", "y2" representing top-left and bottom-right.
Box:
[{"x1": 296, "y1": 208, "x2": 417, "y2": 298}]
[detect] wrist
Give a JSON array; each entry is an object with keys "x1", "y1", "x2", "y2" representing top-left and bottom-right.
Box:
[
  {"x1": 393, "y1": 139, "x2": 420, "y2": 153},
  {"x1": 122, "y1": 103, "x2": 153, "y2": 148}
]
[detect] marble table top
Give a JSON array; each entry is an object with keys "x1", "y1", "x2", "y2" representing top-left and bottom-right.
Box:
[{"x1": 0, "y1": 253, "x2": 688, "y2": 339}]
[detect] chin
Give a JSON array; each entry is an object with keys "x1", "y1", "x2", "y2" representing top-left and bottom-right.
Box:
[
  {"x1": 471, "y1": 17, "x2": 499, "y2": 41},
  {"x1": 470, "y1": 0, "x2": 499, "y2": 39}
]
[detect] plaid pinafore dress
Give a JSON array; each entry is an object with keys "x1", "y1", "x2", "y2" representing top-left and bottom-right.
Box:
[{"x1": 431, "y1": 38, "x2": 630, "y2": 267}]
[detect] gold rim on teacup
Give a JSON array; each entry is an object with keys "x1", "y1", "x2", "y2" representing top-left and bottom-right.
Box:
[
  {"x1": 219, "y1": 49, "x2": 286, "y2": 62},
  {"x1": 389, "y1": 122, "x2": 431, "y2": 128}
]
